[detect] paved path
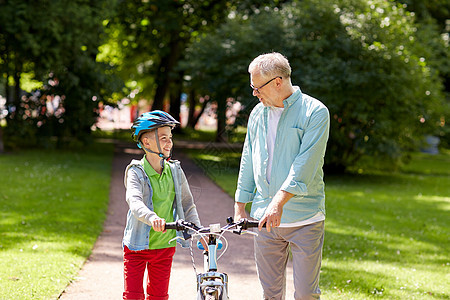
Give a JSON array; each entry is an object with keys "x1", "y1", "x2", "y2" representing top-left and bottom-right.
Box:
[{"x1": 59, "y1": 142, "x2": 294, "y2": 299}]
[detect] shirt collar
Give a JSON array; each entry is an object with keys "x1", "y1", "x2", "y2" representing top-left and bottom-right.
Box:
[
  {"x1": 142, "y1": 156, "x2": 168, "y2": 177},
  {"x1": 282, "y1": 86, "x2": 302, "y2": 108}
]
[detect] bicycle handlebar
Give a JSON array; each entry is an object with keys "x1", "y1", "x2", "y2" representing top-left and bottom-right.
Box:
[
  {"x1": 238, "y1": 219, "x2": 265, "y2": 230},
  {"x1": 164, "y1": 217, "x2": 265, "y2": 234},
  {"x1": 164, "y1": 219, "x2": 202, "y2": 231},
  {"x1": 164, "y1": 218, "x2": 266, "y2": 269}
]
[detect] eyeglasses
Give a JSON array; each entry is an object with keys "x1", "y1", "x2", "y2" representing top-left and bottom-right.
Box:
[{"x1": 250, "y1": 76, "x2": 282, "y2": 94}]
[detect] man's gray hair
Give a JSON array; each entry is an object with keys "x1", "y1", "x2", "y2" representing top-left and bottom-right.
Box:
[{"x1": 248, "y1": 52, "x2": 291, "y2": 79}]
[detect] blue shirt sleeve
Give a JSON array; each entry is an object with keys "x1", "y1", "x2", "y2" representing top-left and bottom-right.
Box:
[{"x1": 235, "y1": 118, "x2": 257, "y2": 203}]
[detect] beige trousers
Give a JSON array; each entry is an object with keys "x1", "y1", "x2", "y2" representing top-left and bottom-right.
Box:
[{"x1": 254, "y1": 221, "x2": 324, "y2": 300}]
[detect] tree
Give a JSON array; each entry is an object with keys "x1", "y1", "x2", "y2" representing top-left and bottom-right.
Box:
[
  {"x1": 108, "y1": 0, "x2": 234, "y2": 119},
  {"x1": 181, "y1": 10, "x2": 288, "y2": 141},
  {"x1": 395, "y1": 0, "x2": 449, "y2": 104},
  {"x1": 396, "y1": 0, "x2": 450, "y2": 32},
  {"x1": 108, "y1": 0, "x2": 290, "y2": 125},
  {"x1": 286, "y1": 0, "x2": 444, "y2": 169},
  {"x1": 183, "y1": 0, "x2": 446, "y2": 169},
  {"x1": 0, "y1": 0, "x2": 121, "y2": 148}
]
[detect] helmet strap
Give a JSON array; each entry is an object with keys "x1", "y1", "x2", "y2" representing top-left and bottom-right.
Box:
[
  {"x1": 139, "y1": 128, "x2": 172, "y2": 170},
  {"x1": 154, "y1": 127, "x2": 173, "y2": 161},
  {"x1": 154, "y1": 128, "x2": 166, "y2": 169},
  {"x1": 140, "y1": 143, "x2": 168, "y2": 170},
  {"x1": 154, "y1": 128, "x2": 164, "y2": 156}
]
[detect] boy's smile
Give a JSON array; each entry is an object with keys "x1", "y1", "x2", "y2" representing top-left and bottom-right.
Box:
[{"x1": 141, "y1": 126, "x2": 173, "y2": 158}]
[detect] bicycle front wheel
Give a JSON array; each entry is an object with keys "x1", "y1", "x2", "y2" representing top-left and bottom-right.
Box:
[
  {"x1": 203, "y1": 287, "x2": 219, "y2": 300},
  {"x1": 204, "y1": 294, "x2": 217, "y2": 300}
]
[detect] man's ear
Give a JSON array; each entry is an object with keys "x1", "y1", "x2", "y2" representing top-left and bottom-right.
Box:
[{"x1": 276, "y1": 77, "x2": 283, "y2": 89}]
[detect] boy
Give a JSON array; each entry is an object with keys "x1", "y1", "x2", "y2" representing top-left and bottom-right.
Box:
[{"x1": 122, "y1": 110, "x2": 202, "y2": 300}]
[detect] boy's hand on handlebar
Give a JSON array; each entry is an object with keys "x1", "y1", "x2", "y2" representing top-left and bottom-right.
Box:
[
  {"x1": 151, "y1": 217, "x2": 166, "y2": 232},
  {"x1": 199, "y1": 237, "x2": 209, "y2": 250}
]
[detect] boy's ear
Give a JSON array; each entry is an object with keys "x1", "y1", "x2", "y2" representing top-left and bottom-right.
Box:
[{"x1": 140, "y1": 136, "x2": 149, "y2": 147}]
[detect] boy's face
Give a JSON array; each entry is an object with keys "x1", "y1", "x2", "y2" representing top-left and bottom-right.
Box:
[{"x1": 141, "y1": 126, "x2": 173, "y2": 157}]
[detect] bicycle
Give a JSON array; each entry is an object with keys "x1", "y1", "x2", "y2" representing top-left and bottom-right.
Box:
[{"x1": 165, "y1": 217, "x2": 263, "y2": 300}]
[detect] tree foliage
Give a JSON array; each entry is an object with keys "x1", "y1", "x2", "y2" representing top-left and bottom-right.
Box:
[
  {"x1": 107, "y1": 0, "x2": 290, "y2": 125},
  {"x1": 0, "y1": 0, "x2": 121, "y2": 148},
  {"x1": 181, "y1": 9, "x2": 288, "y2": 140},
  {"x1": 396, "y1": 0, "x2": 450, "y2": 32},
  {"x1": 183, "y1": 0, "x2": 446, "y2": 170},
  {"x1": 108, "y1": 0, "x2": 236, "y2": 116},
  {"x1": 0, "y1": 0, "x2": 447, "y2": 168}
]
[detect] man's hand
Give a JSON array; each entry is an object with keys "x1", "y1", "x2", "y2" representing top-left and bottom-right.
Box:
[
  {"x1": 259, "y1": 190, "x2": 294, "y2": 232},
  {"x1": 234, "y1": 202, "x2": 248, "y2": 222},
  {"x1": 151, "y1": 217, "x2": 166, "y2": 232}
]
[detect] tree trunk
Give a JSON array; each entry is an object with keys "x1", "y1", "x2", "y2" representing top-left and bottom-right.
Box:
[
  {"x1": 215, "y1": 97, "x2": 227, "y2": 143},
  {"x1": 193, "y1": 96, "x2": 210, "y2": 129},
  {"x1": 169, "y1": 71, "x2": 183, "y2": 133},
  {"x1": 152, "y1": 56, "x2": 169, "y2": 110},
  {"x1": 13, "y1": 57, "x2": 22, "y2": 121},
  {"x1": 187, "y1": 89, "x2": 196, "y2": 128},
  {"x1": 3, "y1": 51, "x2": 12, "y2": 143},
  {"x1": 3, "y1": 48, "x2": 12, "y2": 109},
  {"x1": 1, "y1": 55, "x2": 8, "y2": 153},
  {"x1": 0, "y1": 126, "x2": 4, "y2": 153},
  {"x1": 152, "y1": 38, "x2": 181, "y2": 111}
]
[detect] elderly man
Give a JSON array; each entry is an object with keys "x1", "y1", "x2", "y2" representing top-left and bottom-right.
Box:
[{"x1": 234, "y1": 52, "x2": 330, "y2": 300}]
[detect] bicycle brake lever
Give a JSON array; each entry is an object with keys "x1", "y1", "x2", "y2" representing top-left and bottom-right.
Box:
[
  {"x1": 232, "y1": 228, "x2": 243, "y2": 235},
  {"x1": 182, "y1": 230, "x2": 192, "y2": 240}
]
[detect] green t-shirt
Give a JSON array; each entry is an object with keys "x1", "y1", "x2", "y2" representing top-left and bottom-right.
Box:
[{"x1": 143, "y1": 157, "x2": 176, "y2": 249}]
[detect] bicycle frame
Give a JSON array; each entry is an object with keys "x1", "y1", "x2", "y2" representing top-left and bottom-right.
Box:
[
  {"x1": 165, "y1": 218, "x2": 261, "y2": 300},
  {"x1": 197, "y1": 233, "x2": 229, "y2": 300}
]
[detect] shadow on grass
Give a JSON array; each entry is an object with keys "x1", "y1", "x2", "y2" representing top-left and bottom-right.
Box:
[
  {"x1": 0, "y1": 144, "x2": 113, "y2": 259},
  {"x1": 325, "y1": 172, "x2": 448, "y2": 260},
  {"x1": 1, "y1": 206, "x2": 107, "y2": 258},
  {"x1": 321, "y1": 170, "x2": 449, "y2": 299},
  {"x1": 321, "y1": 263, "x2": 446, "y2": 299}
]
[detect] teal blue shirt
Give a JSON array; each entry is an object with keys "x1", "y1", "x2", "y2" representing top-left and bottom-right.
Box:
[{"x1": 235, "y1": 87, "x2": 330, "y2": 223}]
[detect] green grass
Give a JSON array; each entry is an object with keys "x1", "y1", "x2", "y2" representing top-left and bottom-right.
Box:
[
  {"x1": 0, "y1": 142, "x2": 114, "y2": 300},
  {"x1": 188, "y1": 150, "x2": 450, "y2": 299}
]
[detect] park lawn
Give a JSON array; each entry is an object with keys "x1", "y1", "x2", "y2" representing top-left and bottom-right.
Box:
[
  {"x1": 188, "y1": 150, "x2": 450, "y2": 299},
  {"x1": 0, "y1": 142, "x2": 114, "y2": 300}
]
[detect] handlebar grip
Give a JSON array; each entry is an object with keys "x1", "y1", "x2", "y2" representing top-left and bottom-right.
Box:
[
  {"x1": 245, "y1": 220, "x2": 263, "y2": 228},
  {"x1": 238, "y1": 219, "x2": 266, "y2": 230},
  {"x1": 163, "y1": 220, "x2": 201, "y2": 232},
  {"x1": 164, "y1": 222, "x2": 178, "y2": 230}
]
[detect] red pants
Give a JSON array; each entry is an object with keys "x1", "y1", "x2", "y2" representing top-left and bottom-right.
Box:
[{"x1": 123, "y1": 246, "x2": 176, "y2": 300}]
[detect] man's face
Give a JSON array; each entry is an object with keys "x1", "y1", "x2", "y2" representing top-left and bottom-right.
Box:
[
  {"x1": 250, "y1": 72, "x2": 280, "y2": 107},
  {"x1": 141, "y1": 126, "x2": 173, "y2": 157}
]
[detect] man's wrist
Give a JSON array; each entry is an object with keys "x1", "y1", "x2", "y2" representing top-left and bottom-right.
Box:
[{"x1": 273, "y1": 190, "x2": 294, "y2": 207}]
